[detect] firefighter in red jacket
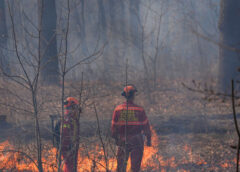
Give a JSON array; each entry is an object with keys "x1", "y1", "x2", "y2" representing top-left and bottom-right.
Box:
[
  {"x1": 111, "y1": 85, "x2": 151, "y2": 172},
  {"x1": 62, "y1": 97, "x2": 80, "y2": 172}
]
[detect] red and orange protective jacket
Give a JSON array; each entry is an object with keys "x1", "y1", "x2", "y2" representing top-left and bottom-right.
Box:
[
  {"x1": 62, "y1": 107, "x2": 79, "y2": 152},
  {"x1": 111, "y1": 101, "x2": 151, "y2": 143}
]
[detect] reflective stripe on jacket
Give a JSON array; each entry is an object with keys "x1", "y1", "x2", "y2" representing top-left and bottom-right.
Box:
[
  {"x1": 62, "y1": 108, "x2": 79, "y2": 151},
  {"x1": 111, "y1": 101, "x2": 151, "y2": 142}
]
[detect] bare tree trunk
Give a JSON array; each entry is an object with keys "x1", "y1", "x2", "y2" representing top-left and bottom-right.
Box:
[
  {"x1": 0, "y1": 0, "x2": 10, "y2": 74},
  {"x1": 109, "y1": 0, "x2": 117, "y2": 33},
  {"x1": 129, "y1": 0, "x2": 152, "y2": 101},
  {"x1": 129, "y1": 0, "x2": 140, "y2": 48},
  {"x1": 74, "y1": 0, "x2": 94, "y2": 79},
  {"x1": 98, "y1": 0, "x2": 107, "y2": 40},
  {"x1": 98, "y1": 0, "x2": 108, "y2": 81},
  {"x1": 109, "y1": 0, "x2": 126, "y2": 75},
  {"x1": 74, "y1": 0, "x2": 89, "y2": 56},
  {"x1": 219, "y1": 0, "x2": 240, "y2": 91},
  {"x1": 58, "y1": 0, "x2": 70, "y2": 171},
  {"x1": 33, "y1": 93, "x2": 43, "y2": 172},
  {"x1": 38, "y1": 0, "x2": 59, "y2": 85},
  {"x1": 152, "y1": 14, "x2": 163, "y2": 89}
]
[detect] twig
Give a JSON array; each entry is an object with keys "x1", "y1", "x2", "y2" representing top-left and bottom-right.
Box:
[
  {"x1": 182, "y1": 82, "x2": 240, "y2": 99},
  {"x1": 93, "y1": 103, "x2": 109, "y2": 172},
  {"x1": 0, "y1": 149, "x2": 38, "y2": 169}
]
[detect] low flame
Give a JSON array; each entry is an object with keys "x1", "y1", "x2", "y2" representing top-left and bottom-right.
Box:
[
  {"x1": 0, "y1": 140, "x2": 57, "y2": 171},
  {"x1": 0, "y1": 128, "x2": 237, "y2": 171}
]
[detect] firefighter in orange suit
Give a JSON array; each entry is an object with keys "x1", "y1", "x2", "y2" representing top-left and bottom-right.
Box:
[
  {"x1": 111, "y1": 85, "x2": 151, "y2": 172},
  {"x1": 62, "y1": 97, "x2": 80, "y2": 172}
]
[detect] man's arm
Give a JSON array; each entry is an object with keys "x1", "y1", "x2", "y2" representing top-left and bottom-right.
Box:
[{"x1": 73, "y1": 117, "x2": 78, "y2": 145}]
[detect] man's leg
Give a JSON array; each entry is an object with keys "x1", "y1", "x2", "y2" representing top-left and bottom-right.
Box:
[
  {"x1": 62, "y1": 150, "x2": 74, "y2": 172},
  {"x1": 73, "y1": 147, "x2": 79, "y2": 172},
  {"x1": 117, "y1": 146, "x2": 129, "y2": 172},
  {"x1": 130, "y1": 145, "x2": 143, "y2": 172}
]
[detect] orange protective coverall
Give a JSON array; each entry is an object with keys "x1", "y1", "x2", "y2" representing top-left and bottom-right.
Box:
[
  {"x1": 111, "y1": 101, "x2": 151, "y2": 172},
  {"x1": 61, "y1": 105, "x2": 79, "y2": 172}
]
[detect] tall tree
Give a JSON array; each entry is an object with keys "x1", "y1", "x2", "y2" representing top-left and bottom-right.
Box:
[
  {"x1": 219, "y1": 0, "x2": 240, "y2": 91},
  {"x1": 129, "y1": 0, "x2": 140, "y2": 49},
  {"x1": 38, "y1": 0, "x2": 59, "y2": 84},
  {"x1": 0, "y1": 0, "x2": 10, "y2": 74},
  {"x1": 108, "y1": 0, "x2": 125, "y2": 69},
  {"x1": 109, "y1": 0, "x2": 117, "y2": 33},
  {"x1": 97, "y1": 0, "x2": 110, "y2": 80},
  {"x1": 117, "y1": 0, "x2": 126, "y2": 39},
  {"x1": 98, "y1": 0, "x2": 107, "y2": 42},
  {"x1": 75, "y1": 0, "x2": 89, "y2": 56}
]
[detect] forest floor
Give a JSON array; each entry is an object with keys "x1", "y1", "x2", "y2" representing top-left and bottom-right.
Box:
[{"x1": 0, "y1": 79, "x2": 239, "y2": 171}]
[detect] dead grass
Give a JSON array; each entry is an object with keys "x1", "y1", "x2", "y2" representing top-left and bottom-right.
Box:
[{"x1": 0, "y1": 78, "x2": 238, "y2": 171}]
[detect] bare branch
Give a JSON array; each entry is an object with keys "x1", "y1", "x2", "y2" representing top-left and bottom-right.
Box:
[
  {"x1": 191, "y1": 29, "x2": 240, "y2": 53},
  {"x1": 65, "y1": 44, "x2": 105, "y2": 74},
  {"x1": 7, "y1": 1, "x2": 32, "y2": 87},
  {"x1": 0, "y1": 149, "x2": 38, "y2": 168}
]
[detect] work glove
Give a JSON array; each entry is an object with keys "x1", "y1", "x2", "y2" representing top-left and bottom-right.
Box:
[
  {"x1": 113, "y1": 135, "x2": 119, "y2": 144},
  {"x1": 68, "y1": 144, "x2": 73, "y2": 151},
  {"x1": 114, "y1": 136, "x2": 124, "y2": 146},
  {"x1": 78, "y1": 106, "x2": 82, "y2": 113},
  {"x1": 147, "y1": 139, "x2": 151, "y2": 147}
]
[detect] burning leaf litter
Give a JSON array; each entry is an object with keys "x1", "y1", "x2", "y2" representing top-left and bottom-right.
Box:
[{"x1": 0, "y1": 128, "x2": 237, "y2": 172}]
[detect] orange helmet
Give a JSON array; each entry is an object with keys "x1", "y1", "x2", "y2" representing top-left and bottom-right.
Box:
[
  {"x1": 64, "y1": 97, "x2": 79, "y2": 107},
  {"x1": 121, "y1": 85, "x2": 137, "y2": 97}
]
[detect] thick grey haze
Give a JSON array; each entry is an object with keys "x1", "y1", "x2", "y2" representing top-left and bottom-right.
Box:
[{"x1": 2, "y1": 0, "x2": 221, "y2": 84}]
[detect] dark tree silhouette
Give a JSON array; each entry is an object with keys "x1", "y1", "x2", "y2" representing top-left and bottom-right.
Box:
[
  {"x1": 38, "y1": 0, "x2": 59, "y2": 84},
  {"x1": 219, "y1": 0, "x2": 240, "y2": 91},
  {"x1": 75, "y1": 0, "x2": 89, "y2": 56},
  {"x1": 129, "y1": 0, "x2": 140, "y2": 48},
  {"x1": 98, "y1": 0, "x2": 107, "y2": 42},
  {"x1": 0, "y1": 0, "x2": 10, "y2": 74}
]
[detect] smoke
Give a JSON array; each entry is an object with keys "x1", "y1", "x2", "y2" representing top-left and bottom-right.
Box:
[{"x1": 3, "y1": 0, "x2": 221, "y2": 83}]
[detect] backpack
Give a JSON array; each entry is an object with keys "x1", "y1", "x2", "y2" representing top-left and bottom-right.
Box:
[{"x1": 53, "y1": 120, "x2": 61, "y2": 149}]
